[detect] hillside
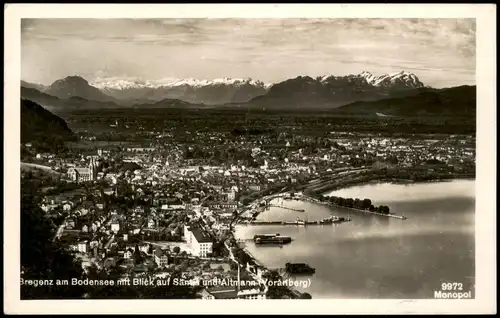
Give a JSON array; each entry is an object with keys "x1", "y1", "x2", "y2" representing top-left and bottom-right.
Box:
[
  {"x1": 333, "y1": 85, "x2": 476, "y2": 117},
  {"x1": 21, "y1": 80, "x2": 48, "y2": 92},
  {"x1": 21, "y1": 87, "x2": 126, "y2": 112},
  {"x1": 134, "y1": 98, "x2": 212, "y2": 109},
  {"x1": 21, "y1": 85, "x2": 203, "y2": 111},
  {"x1": 21, "y1": 99, "x2": 76, "y2": 147},
  {"x1": 21, "y1": 87, "x2": 62, "y2": 111}
]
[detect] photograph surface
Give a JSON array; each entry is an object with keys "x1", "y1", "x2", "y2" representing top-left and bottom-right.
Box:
[{"x1": 4, "y1": 3, "x2": 496, "y2": 315}]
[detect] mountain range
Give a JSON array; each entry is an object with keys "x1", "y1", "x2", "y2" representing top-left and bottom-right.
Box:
[
  {"x1": 93, "y1": 77, "x2": 270, "y2": 105},
  {"x1": 20, "y1": 71, "x2": 476, "y2": 116},
  {"x1": 241, "y1": 71, "x2": 426, "y2": 110}
]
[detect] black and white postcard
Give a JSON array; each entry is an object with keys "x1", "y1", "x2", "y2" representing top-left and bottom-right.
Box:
[{"x1": 4, "y1": 3, "x2": 496, "y2": 315}]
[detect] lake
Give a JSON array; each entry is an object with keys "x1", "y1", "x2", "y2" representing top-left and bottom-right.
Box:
[{"x1": 234, "y1": 179, "x2": 475, "y2": 299}]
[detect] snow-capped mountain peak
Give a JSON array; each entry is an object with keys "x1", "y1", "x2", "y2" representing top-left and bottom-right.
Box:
[
  {"x1": 91, "y1": 77, "x2": 269, "y2": 90},
  {"x1": 88, "y1": 76, "x2": 271, "y2": 105},
  {"x1": 359, "y1": 71, "x2": 377, "y2": 83},
  {"x1": 317, "y1": 70, "x2": 423, "y2": 89},
  {"x1": 357, "y1": 70, "x2": 423, "y2": 88}
]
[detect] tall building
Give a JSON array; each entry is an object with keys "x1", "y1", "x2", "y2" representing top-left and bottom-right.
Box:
[
  {"x1": 67, "y1": 157, "x2": 98, "y2": 183},
  {"x1": 189, "y1": 228, "x2": 213, "y2": 257}
]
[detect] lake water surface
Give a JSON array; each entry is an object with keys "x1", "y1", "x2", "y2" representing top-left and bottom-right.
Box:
[{"x1": 234, "y1": 179, "x2": 475, "y2": 299}]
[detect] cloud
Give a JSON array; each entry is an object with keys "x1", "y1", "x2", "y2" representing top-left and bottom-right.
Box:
[{"x1": 21, "y1": 18, "x2": 475, "y2": 87}]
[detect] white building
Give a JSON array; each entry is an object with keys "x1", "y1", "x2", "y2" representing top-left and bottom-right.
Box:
[
  {"x1": 147, "y1": 218, "x2": 156, "y2": 229},
  {"x1": 190, "y1": 228, "x2": 213, "y2": 257},
  {"x1": 154, "y1": 248, "x2": 169, "y2": 267},
  {"x1": 248, "y1": 184, "x2": 261, "y2": 192},
  {"x1": 124, "y1": 248, "x2": 134, "y2": 259},
  {"x1": 77, "y1": 241, "x2": 89, "y2": 254},
  {"x1": 199, "y1": 286, "x2": 266, "y2": 299},
  {"x1": 184, "y1": 224, "x2": 194, "y2": 244},
  {"x1": 226, "y1": 191, "x2": 236, "y2": 201},
  {"x1": 62, "y1": 202, "x2": 73, "y2": 211},
  {"x1": 111, "y1": 222, "x2": 120, "y2": 233}
]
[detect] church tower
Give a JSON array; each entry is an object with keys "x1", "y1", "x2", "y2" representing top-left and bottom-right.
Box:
[{"x1": 89, "y1": 157, "x2": 97, "y2": 181}]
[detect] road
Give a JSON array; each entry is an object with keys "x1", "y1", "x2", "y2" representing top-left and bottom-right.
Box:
[{"x1": 21, "y1": 162, "x2": 61, "y2": 175}]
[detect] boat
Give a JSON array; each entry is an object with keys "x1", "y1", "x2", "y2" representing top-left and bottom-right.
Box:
[
  {"x1": 253, "y1": 233, "x2": 292, "y2": 245},
  {"x1": 295, "y1": 217, "x2": 306, "y2": 225},
  {"x1": 314, "y1": 216, "x2": 349, "y2": 224},
  {"x1": 319, "y1": 216, "x2": 336, "y2": 224},
  {"x1": 285, "y1": 262, "x2": 316, "y2": 274}
]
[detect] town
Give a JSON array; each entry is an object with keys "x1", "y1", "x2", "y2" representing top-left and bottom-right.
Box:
[{"x1": 21, "y1": 109, "x2": 476, "y2": 299}]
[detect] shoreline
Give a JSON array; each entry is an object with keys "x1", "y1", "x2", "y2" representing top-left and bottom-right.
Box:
[
  {"x1": 235, "y1": 175, "x2": 475, "y2": 228},
  {"x1": 229, "y1": 176, "x2": 475, "y2": 298},
  {"x1": 302, "y1": 174, "x2": 476, "y2": 195},
  {"x1": 234, "y1": 240, "x2": 306, "y2": 299}
]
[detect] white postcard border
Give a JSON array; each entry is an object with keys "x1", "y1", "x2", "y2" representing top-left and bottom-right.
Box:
[{"x1": 4, "y1": 3, "x2": 496, "y2": 314}]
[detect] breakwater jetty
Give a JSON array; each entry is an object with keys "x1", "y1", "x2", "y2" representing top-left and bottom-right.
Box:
[
  {"x1": 301, "y1": 195, "x2": 407, "y2": 220},
  {"x1": 266, "y1": 204, "x2": 305, "y2": 212},
  {"x1": 245, "y1": 216, "x2": 351, "y2": 226}
]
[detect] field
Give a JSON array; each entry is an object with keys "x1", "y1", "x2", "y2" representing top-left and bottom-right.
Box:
[{"x1": 58, "y1": 108, "x2": 476, "y2": 138}]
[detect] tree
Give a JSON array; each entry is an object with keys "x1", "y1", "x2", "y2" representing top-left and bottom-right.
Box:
[
  {"x1": 300, "y1": 292, "x2": 312, "y2": 299},
  {"x1": 21, "y1": 178, "x2": 86, "y2": 299},
  {"x1": 229, "y1": 262, "x2": 238, "y2": 271},
  {"x1": 263, "y1": 270, "x2": 292, "y2": 299},
  {"x1": 235, "y1": 249, "x2": 251, "y2": 266},
  {"x1": 354, "y1": 198, "x2": 361, "y2": 209},
  {"x1": 202, "y1": 262, "x2": 211, "y2": 270},
  {"x1": 381, "y1": 206, "x2": 390, "y2": 214},
  {"x1": 362, "y1": 198, "x2": 372, "y2": 210},
  {"x1": 133, "y1": 245, "x2": 143, "y2": 264},
  {"x1": 337, "y1": 197, "x2": 345, "y2": 206},
  {"x1": 180, "y1": 260, "x2": 189, "y2": 271}
]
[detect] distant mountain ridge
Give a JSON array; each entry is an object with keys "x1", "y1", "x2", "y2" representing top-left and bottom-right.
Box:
[
  {"x1": 93, "y1": 77, "x2": 269, "y2": 105},
  {"x1": 21, "y1": 86, "x2": 121, "y2": 113},
  {"x1": 334, "y1": 85, "x2": 476, "y2": 117},
  {"x1": 22, "y1": 70, "x2": 424, "y2": 106},
  {"x1": 244, "y1": 70, "x2": 426, "y2": 109},
  {"x1": 21, "y1": 80, "x2": 47, "y2": 92},
  {"x1": 20, "y1": 72, "x2": 475, "y2": 116},
  {"x1": 44, "y1": 76, "x2": 115, "y2": 102},
  {"x1": 90, "y1": 77, "x2": 269, "y2": 89},
  {"x1": 20, "y1": 86, "x2": 206, "y2": 112}
]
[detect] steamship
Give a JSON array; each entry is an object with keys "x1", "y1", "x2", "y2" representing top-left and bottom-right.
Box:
[{"x1": 253, "y1": 233, "x2": 292, "y2": 245}]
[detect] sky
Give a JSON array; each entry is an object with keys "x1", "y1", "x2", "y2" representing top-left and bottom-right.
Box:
[{"x1": 21, "y1": 18, "x2": 476, "y2": 88}]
